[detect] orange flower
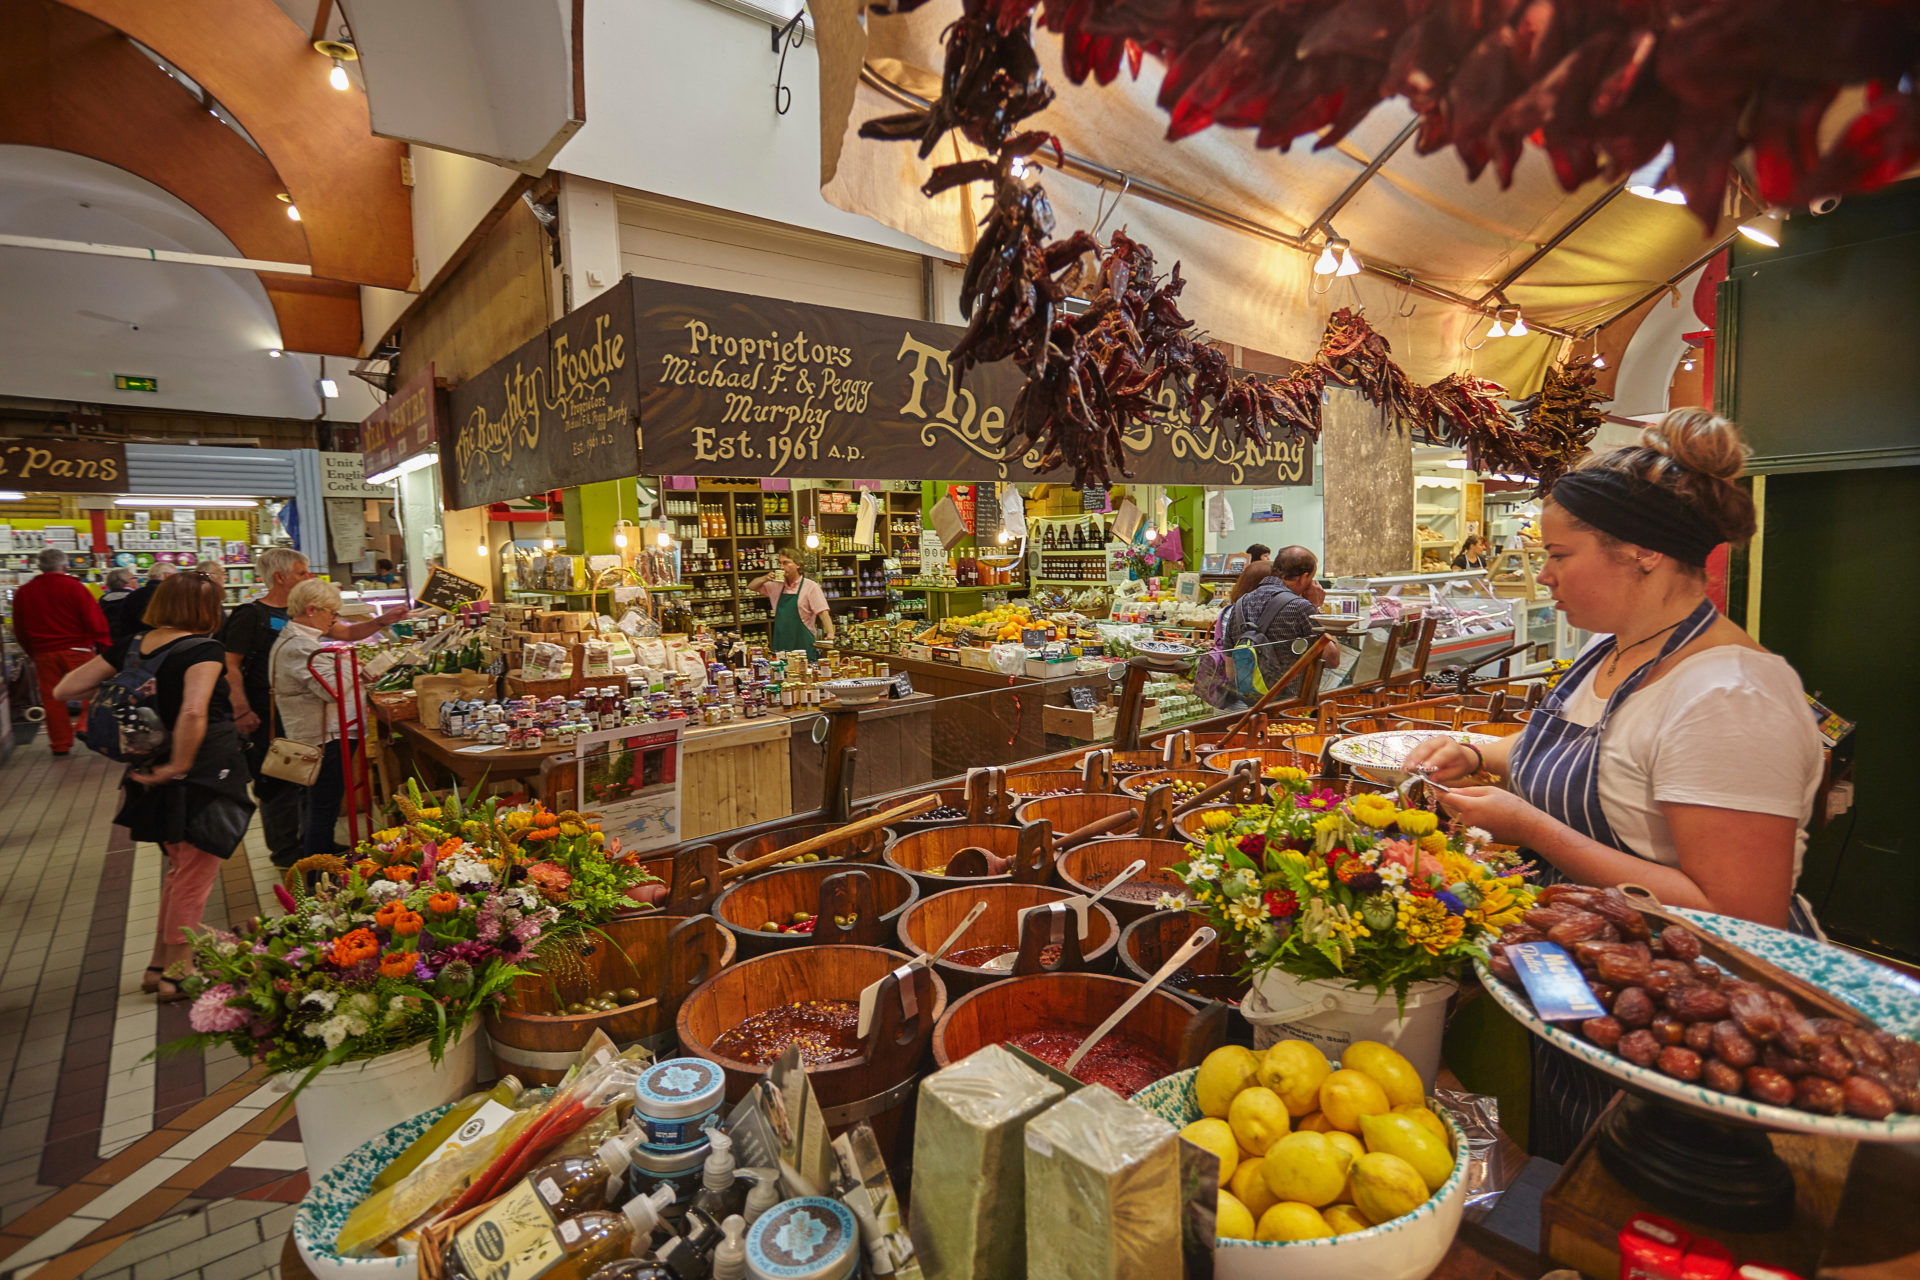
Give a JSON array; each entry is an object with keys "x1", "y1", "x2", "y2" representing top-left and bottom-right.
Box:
[
  {"x1": 379, "y1": 951, "x2": 416, "y2": 978},
  {"x1": 439, "y1": 837, "x2": 464, "y2": 855},
  {"x1": 374, "y1": 901, "x2": 405, "y2": 928},
  {"x1": 391, "y1": 910, "x2": 424, "y2": 937},
  {"x1": 383, "y1": 865, "x2": 419, "y2": 884},
  {"x1": 533, "y1": 811, "x2": 560, "y2": 829},
  {"x1": 354, "y1": 859, "x2": 380, "y2": 881},
  {"x1": 427, "y1": 892, "x2": 460, "y2": 915},
  {"x1": 330, "y1": 928, "x2": 379, "y2": 967}
]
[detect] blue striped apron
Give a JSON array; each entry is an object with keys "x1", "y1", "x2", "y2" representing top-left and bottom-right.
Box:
[{"x1": 1505, "y1": 598, "x2": 1819, "y2": 1159}]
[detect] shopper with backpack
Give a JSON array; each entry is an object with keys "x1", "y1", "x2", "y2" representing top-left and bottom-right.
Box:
[
  {"x1": 1222, "y1": 546, "x2": 1336, "y2": 701},
  {"x1": 54, "y1": 571, "x2": 253, "y2": 1001}
]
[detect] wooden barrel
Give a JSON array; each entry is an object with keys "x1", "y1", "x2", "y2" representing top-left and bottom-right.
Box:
[
  {"x1": 485, "y1": 914, "x2": 735, "y2": 1083},
  {"x1": 1054, "y1": 838, "x2": 1196, "y2": 926},
  {"x1": 1200, "y1": 747, "x2": 1301, "y2": 777},
  {"x1": 1278, "y1": 734, "x2": 1335, "y2": 770},
  {"x1": 630, "y1": 845, "x2": 723, "y2": 918},
  {"x1": 863, "y1": 787, "x2": 972, "y2": 834},
  {"x1": 712, "y1": 862, "x2": 920, "y2": 959},
  {"x1": 1013, "y1": 791, "x2": 1143, "y2": 838},
  {"x1": 1003, "y1": 770, "x2": 1092, "y2": 797},
  {"x1": 1117, "y1": 768, "x2": 1238, "y2": 802},
  {"x1": 1101, "y1": 747, "x2": 1184, "y2": 779},
  {"x1": 931, "y1": 972, "x2": 1217, "y2": 1090},
  {"x1": 883, "y1": 824, "x2": 1042, "y2": 896},
  {"x1": 725, "y1": 822, "x2": 895, "y2": 867},
  {"x1": 677, "y1": 944, "x2": 944, "y2": 1155},
  {"x1": 1119, "y1": 909, "x2": 1252, "y2": 1014},
  {"x1": 895, "y1": 883, "x2": 1118, "y2": 997},
  {"x1": 1174, "y1": 804, "x2": 1239, "y2": 843},
  {"x1": 1463, "y1": 720, "x2": 1527, "y2": 738}
]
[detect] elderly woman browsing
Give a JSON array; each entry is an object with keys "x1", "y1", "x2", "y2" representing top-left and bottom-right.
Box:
[{"x1": 270, "y1": 579, "x2": 367, "y2": 857}]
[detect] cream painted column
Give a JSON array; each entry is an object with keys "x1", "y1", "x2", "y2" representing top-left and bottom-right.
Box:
[
  {"x1": 557, "y1": 174, "x2": 624, "y2": 314},
  {"x1": 442, "y1": 503, "x2": 494, "y2": 595},
  {"x1": 1320, "y1": 388, "x2": 1413, "y2": 577}
]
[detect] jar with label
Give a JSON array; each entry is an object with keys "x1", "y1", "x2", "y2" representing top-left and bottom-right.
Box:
[
  {"x1": 745, "y1": 1198, "x2": 859, "y2": 1280},
  {"x1": 631, "y1": 1058, "x2": 725, "y2": 1150}
]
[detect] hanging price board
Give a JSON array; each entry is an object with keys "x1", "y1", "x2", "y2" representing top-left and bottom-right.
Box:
[
  {"x1": 417, "y1": 566, "x2": 488, "y2": 612},
  {"x1": 1068, "y1": 686, "x2": 1098, "y2": 711}
]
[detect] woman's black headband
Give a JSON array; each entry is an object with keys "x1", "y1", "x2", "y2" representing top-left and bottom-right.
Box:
[{"x1": 1547, "y1": 470, "x2": 1722, "y2": 566}]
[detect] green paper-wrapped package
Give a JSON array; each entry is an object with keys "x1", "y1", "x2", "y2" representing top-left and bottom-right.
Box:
[
  {"x1": 909, "y1": 1045, "x2": 1064, "y2": 1280},
  {"x1": 1024, "y1": 1085, "x2": 1179, "y2": 1280}
]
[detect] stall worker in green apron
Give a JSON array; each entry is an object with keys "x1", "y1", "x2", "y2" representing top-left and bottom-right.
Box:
[
  {"x1": 751, "y1": 551, "x2": 835, "y2": 659},
  {"x1": 1404, "y1": 409, "x2": 1825, "y2": 1164}
]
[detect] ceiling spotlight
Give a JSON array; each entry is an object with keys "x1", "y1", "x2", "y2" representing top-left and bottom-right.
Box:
[
  {"x1": 286, "y1": 203, "x2": 301, "y2": 222},
  {"x1": 1737, "y1": 208, "x2": 1784, "y2": 248},
  {"x1": 0, "y1": 491, "x2": 26, "y2": 501},
  {"x1": 1314, "y1": 236, "x2": 1349, "y2": 276},
  {"x1": 1593, "y1": 352, "x2": 1607, "y2": 369},
  {"x1": 268, "y1": 348, "x2": 283, "y2": 358},
  {"x1": 1335, "y1": 243, "x2": 1362, "y2": 277},
  {"x1": 1626, "y1": 144, "x2": 1687, "y2": 204},
  {"x1": 1681, "y1": 354, "x2": 1697, "y2": 372},
  {"x1": 1508, "y1": 309, "x2": 1528, "y2": 337},
  {"x1": 1487, "y1": 316, "x2": 1507, "y2": 338},
  {"x1": 328, "y1": 58, "x2": 349, "y2": 91},
  {"x1": 318, "y1": 378, "x2": 339, "y2": 398},
  {"x1": 315, "y1": 36, "x2": 358, "y2": 91}
]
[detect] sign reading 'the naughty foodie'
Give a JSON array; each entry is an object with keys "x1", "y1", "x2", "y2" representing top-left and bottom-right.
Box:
[{"x1": 632, "y1": 280, "x2": 1312, "y2": 487}]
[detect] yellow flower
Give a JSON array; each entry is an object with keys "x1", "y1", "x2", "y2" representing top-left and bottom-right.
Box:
[
  {"x1": 1313, "y1": 814, "x2": 1345, "y2": 836},
  {"x1": 1396, "y1": 898, "x2": 1467, "y2": 954},
  {"x1": 1419, "y1": 832, "x2": 1449, "y2": 856},
  {"x1": 559, "y1": 821, "x2": 585, "y2": 838},
  {"x1": 502, "y1": 811, "x2": 533, "y2": 831},
  {"x1": 1349, "y1": 795, "x2": 1398, "y2": 829},
  {"x1": 1266, "y1": 765, "x2": 1309, "y2": 783},
  {"x1": 1201, "y1": 810, "x2": 1233, "y2": 832},
  {"x1": 1477, "y1": 879, "x2": 1526, "y2": 930},
  {"x1": 1226, "y1": 897, "x2": 1268, "y2": 929},
  {"x1": 1395, "y1": 809, "x2": 1439, "y2": 838}
]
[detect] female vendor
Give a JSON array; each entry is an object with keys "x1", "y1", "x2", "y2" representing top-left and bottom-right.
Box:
[
  {"x1": 750, "y1": 550, "x2": 835, "y2": 659},
  {"x1": 1405, "y1": 409, "x2": 1824, "y2": 1160}
]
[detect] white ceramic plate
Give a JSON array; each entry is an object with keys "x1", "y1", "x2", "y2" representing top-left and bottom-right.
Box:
[
  {"x1": 1329, "y1": 730, "x2": 1500, "y2": 784},
  {"x1": 1136, "y1": 640, "x2": 1198, "y2": 658},
  {"x1": 1477, "y1": 906, "x2": 1920, "y2": 1142}
]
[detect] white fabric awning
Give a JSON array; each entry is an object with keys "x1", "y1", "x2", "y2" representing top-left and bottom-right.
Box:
[{"x1": 810, "y1": 0, "x2": 1740, "y2": 397}]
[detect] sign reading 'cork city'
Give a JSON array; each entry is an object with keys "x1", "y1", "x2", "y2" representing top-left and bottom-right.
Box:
[
  {"x1": 440, "y1": 277, "x2": 1310, "y2": 507},
  {"x1": 444, "y1": 281, "x2": 642, "y2": 509}
]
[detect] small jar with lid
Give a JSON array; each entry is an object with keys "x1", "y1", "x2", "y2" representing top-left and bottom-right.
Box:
[
  {"x1": 746, "y1": 1198, "x2": 859, "y2": 1280},
  {"x1": 632, "y1": 1057, "x2": 726, "y2": 1150}
]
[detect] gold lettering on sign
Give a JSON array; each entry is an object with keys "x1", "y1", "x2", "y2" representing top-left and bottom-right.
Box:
[
  {"x1": 455, "y1": 359, "x2": 545, "y2": 484},
  {"x1": 893, "y1": 333, "x2": 1016, "y2": 477},
  {"x1": 0, "y1": 441, "x2": 121, "y2": 484}
]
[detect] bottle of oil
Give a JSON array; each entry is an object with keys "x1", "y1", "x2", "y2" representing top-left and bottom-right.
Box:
[
  {"x1": 529, "y1": 1134, "x2": 642, "y2": 1218},
  {"x1": 510, "y1": 1188, "x2": 678, "y2": 1280}
]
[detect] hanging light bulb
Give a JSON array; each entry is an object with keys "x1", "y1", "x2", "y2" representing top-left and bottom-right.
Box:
[
  {"x1": 477, "y1": 540, "x2": 488, "y2": 557},
  {"x1": 285, "y1": 203, "x2": 301, "y2": 222},
  {"x1": 1737, "y1": 208, "x2": 1784, "y2": 248},
  {"x1": 328, "y1": 57, "x2": 349, "y2": 90},
  {"x1": 1335, "y1": 242, "x2": 1362, "y2": 277},
  {"x1": 1313, "y1": 243, "x2": 1340, "y2": 275},
  {"x1": 657, "y1": 528, "x2": 673, "y2": 548},
  {"x1": 1593, "y1": 351, "x2": 1607, "y2": 369},
  {"x1": 996, "y1": 528, "x2": 1012, "y2": 544},
  {"x1": 613, "y1": 526, "x2": 629, "y2": 549},
  {"x1": 1508, "y1": 309, "x2": 1528, "y2": 337},
  {"x1": 1682, "y1": 355, "x2": 1696, "y2": 372},
  {"x1": 804, "y1": 519, "x2": 820, "y2": 550},
  {"x1": 1487, "y1": 316, "x2": 1507, "y2": 338},
  {"x1": 1143, "y1": 524, "x2": 1159, "y2": 542}
]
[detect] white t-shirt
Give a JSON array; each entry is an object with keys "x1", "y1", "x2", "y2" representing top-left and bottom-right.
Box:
[{"x1": 1556, "y1": 645, "x2": 1822, "y2": 876}]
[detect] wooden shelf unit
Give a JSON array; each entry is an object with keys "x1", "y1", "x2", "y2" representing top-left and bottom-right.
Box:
[{"x1": 656, "y1": 479, "x2": 797, "y2": 634}]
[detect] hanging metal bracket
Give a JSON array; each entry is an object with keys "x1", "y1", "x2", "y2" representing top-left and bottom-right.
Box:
[{"x1": 772, "y1": 12, "x2": 805, "y2": 116}]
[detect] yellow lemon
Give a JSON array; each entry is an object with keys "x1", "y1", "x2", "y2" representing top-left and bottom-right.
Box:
[
  {"x1": 1256, "y1": 1202, "x2": 1334, "y2": 1243},
  {"x1": 1394, "y1": 1102, "x2": 1450, "y2": 1145},
  {"x1": 1196, "y1": 1045, "x2": 1262, "y2": 1119},
  {"x1": 1295, "y1": 1110, "x2": 1335, "y2": 1133},
  {"x1": 1320, "y1": 1131, "x2": 1365, "y2": 1203},
  {"x1": 1260, "y1": 1131, "x2": 1353, "y2": 1208},
  {"x1": 1319, "y1": 1068, "x2": 1391, "y2": 1133},
  {"x1": 1256, "y1": 1039, "x2": 1333, "y2": 1117},
  {"x1": 1216, "y1": 1191, "x2": 1256, "y2": 1241},
  {"x1": 1323, "y1": 1204, "x2": 1374, "y2": 1235},
  {"x1": 1350, "y1": 1152, "x2": 1430, "y2": 1226},
  {"x1": 1179, "y1": 1118, "x2": 1239, "y2": 1183},
  {"x1": 1228, "y1": 1086, "x2": 1290, "y2": 1157},
  {"x1": 1341, "y1": 1041, "x2": 1425, "y2": 1109},
  {"x1": 1359, "y1": 1113, "x2": 1454, "y2": 1192},
  {"x1": 1229, "y1": 1159, "x2": 1280, "y2": 1221}
]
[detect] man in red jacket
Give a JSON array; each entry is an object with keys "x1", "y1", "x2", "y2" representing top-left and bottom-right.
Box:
[{"x1": 12, "y1": 549, "x2": 111, "y2": 755}]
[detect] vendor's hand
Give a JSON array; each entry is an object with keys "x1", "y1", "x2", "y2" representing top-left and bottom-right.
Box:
[
  {"x1": 1437, "y1": 785, "x2": 1544, "y2": 846},
  {"x1": 130, "y1": 762, "x2": 187, "y2": 786},
  {"x1": 235, "y1": 709, "x2": 262, "y2": 735},
  {"x1": 375, "y1": 606, "x2": 411, "y2": 626},
  {"x1": 1401, "y1": 736, "x2": 1481, "y2": 783}
]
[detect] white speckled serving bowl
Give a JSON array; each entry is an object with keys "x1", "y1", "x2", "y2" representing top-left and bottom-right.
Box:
[
  {"x1": 1133, "y1": 1065, "x2": 1469, "y2": 1280},
  {"x1": 1478, "y1": 906, "x2": 1920, "y2": 1142},
  {"x1": 1328, "y1": 731, "x2": 1500, "y2": 786},
  {"x1": 292, "y1": 1103, "x2": 452, "y2": 1280}
]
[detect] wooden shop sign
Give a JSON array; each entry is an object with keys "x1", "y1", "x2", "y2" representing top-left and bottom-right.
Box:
[
  {"x1": 445, "y1": 281, "x2": 642, "y2": 509},
  {"x1": 361, "y1": 364, "x2": 447, "y2": 479},
  {"x1": 0, "y1": 437, "x2": 127, "y2": 491},
  {"x1": 633, "y1": 279, "x2": 1312, "y2": 486}
]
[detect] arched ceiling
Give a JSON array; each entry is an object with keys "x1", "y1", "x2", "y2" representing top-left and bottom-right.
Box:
[{"x1": 0, "y1": 0, "x2": 362, "y2": 354}]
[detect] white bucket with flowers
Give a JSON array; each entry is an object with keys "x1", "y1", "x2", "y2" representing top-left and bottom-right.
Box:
[
  {"x1": 1173, "y1": 772, "x2": 1534, "y2": 1091},
  {"x1": 161, "y1": 783, "x2": 664, "y2": 1182}
]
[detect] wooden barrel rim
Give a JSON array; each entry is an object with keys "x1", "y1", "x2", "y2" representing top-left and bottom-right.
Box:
[{"x1": 894, "y1": 882, "x2": 1119, "y2": 971}]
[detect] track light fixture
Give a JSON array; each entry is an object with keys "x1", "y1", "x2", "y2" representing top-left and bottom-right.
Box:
[{"x1": 1737, "y1": 207, "x2": 1784, "y2": 248}]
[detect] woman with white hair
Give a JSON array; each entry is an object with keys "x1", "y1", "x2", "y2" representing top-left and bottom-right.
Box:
[{"x1": 270, "y1": 578, "x2": 366, "y2": 856}]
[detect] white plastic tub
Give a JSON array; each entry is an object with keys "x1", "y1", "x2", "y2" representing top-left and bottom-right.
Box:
[
  {"x1": 1243, "y1": 972, "x2": 1455, "y2": 1090},
  {"x1": 279, "y1": 1033, "x2": 480, "y2": 1182}
]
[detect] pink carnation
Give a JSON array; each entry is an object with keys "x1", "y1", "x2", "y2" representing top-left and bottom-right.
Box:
[
  {"x1": 525, "y1": 862, "x2": 573, "y2": 901},
  {"x1": 188, "y1": 984, "x2": 250, "y2": 1034}
]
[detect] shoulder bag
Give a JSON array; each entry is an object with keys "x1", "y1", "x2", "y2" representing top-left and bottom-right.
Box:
[{"x1": 258, "y1": 667, "x2": 324, "y2": 785}]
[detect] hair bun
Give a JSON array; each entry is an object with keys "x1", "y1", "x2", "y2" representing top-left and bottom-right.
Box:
[{"x1": 1643, "y1": 409, "x2": 1749, "y2": 482}]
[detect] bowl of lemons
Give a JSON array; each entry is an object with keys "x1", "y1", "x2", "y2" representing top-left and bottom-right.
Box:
[{"x1": 1131, "y1": 1039, "x2": 1469, "y2": 1280}]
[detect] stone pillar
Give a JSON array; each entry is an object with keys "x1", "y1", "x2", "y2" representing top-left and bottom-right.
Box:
[{"x1": 1320, "y1": 387, "x2": 1412, "y2": 577}]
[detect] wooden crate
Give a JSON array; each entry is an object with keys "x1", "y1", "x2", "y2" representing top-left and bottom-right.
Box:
[{"x1": 1042, "y1": 699, "x2": 1160, "y2": 742}]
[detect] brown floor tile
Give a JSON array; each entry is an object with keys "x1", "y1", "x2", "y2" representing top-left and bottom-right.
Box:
[
  {"x1": 78, "y1": 1129, "x2": 187, "y2": 1186},
  {"x1": 75, "y1": 1185, "x2": 191, "y2": 1245},
  {"x1": 0, "y1": 1182, "x2": 106, "y2": 1244},
  {"x1": 159, "y1": 1079, "x2": 256, "y2": 1132},
  {"x1": 25, "y1": 1233, "x2": 133, "y2": 1280},
  {"x1": 164, "y1": 1132, "x2": 263, "y2": 1187},
  {"x1": 62, "y1": 1036, "x2": 110, "y2": 1071}
]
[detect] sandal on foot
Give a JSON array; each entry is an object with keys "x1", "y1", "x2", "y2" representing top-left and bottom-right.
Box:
[
  {"x1": 154, "y1": 975, "x2": 190, "y2": 1003},
  {"x1": 140, "y1": 966, "x2": 165, "y2": 995}
]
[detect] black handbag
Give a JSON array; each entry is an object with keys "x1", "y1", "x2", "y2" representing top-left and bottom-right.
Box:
[{"x1": 181, "y1": 791, "x2": 255, "y2": 860}]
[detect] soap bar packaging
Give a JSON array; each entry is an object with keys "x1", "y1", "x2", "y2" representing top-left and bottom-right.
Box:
[
  {"x1": 1023, "y1": 1084, "x2": 1180, "y2": 1280},
  {"x1": 908, "y1": 1045, "x2": 1063, "y2": 1280}
]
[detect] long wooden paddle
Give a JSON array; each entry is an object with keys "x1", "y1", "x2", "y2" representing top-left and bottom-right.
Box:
[
  {"x1": 716, "y1": 794, "x2": 938, "y2": 883},
  {"x1": 1220, "y1": 636, "x2": 1331, "y2": 743}
]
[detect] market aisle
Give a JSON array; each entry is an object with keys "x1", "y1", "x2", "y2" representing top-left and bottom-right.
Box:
[{"x1": 0, "y1": 745, "x2": 307, "y2": 1280}]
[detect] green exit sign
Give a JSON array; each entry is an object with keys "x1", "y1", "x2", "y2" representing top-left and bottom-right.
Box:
[{"x1": 114, "y1": 375, "x2": 159, "y2": 392}]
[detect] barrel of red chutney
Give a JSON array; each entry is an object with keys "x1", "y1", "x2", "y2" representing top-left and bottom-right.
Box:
[
  {"x1": 931, "y1": 971, "x2": 1213, "y2": 1099},
  {"x1": 677, "y1": 944, "x2": 945, "y2": 1156},
  {"x1": 894, "y1": 883, "x2": 1118, "y2": 997}
]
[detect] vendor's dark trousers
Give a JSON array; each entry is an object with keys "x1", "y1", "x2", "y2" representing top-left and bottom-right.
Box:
[
  {"x1": 242, "y1": 722, "x2": 305, "y2": 865},
  {"x1": 303, "y1": 739, "x2": 357, "y2": 856}
]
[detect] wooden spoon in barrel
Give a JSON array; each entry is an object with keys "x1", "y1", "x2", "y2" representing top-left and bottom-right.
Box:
[
  {"x1": 717, "y1": 794, "x2": 938, "y2": 883},
  {"x1": 1063, "y1": 927, "x2": 1217, "y2": 1076},
  {"x1": 857, "y1": 900, "x2": 988, "y2": 1038},
  {"x1": 984, "y1": 859, "x2": 1149, "y2": 972}
]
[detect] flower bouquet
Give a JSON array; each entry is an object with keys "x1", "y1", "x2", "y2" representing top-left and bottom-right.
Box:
[{"x1": 1174, "y1": 779, "x2": 1536, "y2": 1004}]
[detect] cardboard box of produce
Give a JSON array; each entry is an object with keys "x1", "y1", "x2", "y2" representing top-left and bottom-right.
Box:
[{"x1": 958, "y1": 646, "x2": 999, "y2": 672}]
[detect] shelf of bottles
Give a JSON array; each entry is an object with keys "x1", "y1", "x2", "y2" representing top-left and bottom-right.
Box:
[
  {"x1": 654, "y1": 480, "x2": 797, "y2": 635},
  {"x1": 805, "y1": 485, "x2": 927, "y2": 613},
  {"x1": 1030, "y1": 512, "x2": 1114, "y2": 583}
]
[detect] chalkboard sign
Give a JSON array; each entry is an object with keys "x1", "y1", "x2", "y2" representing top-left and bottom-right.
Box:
[
  {"x1": 418, "y1": 566, "x2": 488, "y2": 612},
  {"x1": 484, "y1": 655, "x2": 507, "y2": 677},
  {"x1": 1020, "y1": 628, "x2": 1047, "y2": 648},
  {"x1": 1068, "y1": 686, "x2": 1098, "y2": 711},
  {"x1": 975, "y1": 483, "x2": 1003, "y2": 544},
  {"x1": 890, "y1": 672, "x2": 914, "y2": 699},
  {"x1": 1081, "y1": 485, "x2": 1108, "y2": 513}
]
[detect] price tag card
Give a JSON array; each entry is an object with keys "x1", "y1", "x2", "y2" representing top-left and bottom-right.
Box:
[
  {"x1": 890, "y1": 672, "x2": 913, "y2": 699},
  {"x1": 1020, "y1": 627, "x2": 1047, "y2": 648},
  {"x1": 1068, "y1": 686, "x2": 1097, "y2": 712},
  {"x1": 1505, "y1": 941, "x2": 1606, "y2": 1022}
]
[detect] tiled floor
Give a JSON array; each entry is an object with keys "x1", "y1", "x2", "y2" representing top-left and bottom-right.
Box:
[{"x1": 0, "y1": 739, "x2": 312, "y2": 1280}]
